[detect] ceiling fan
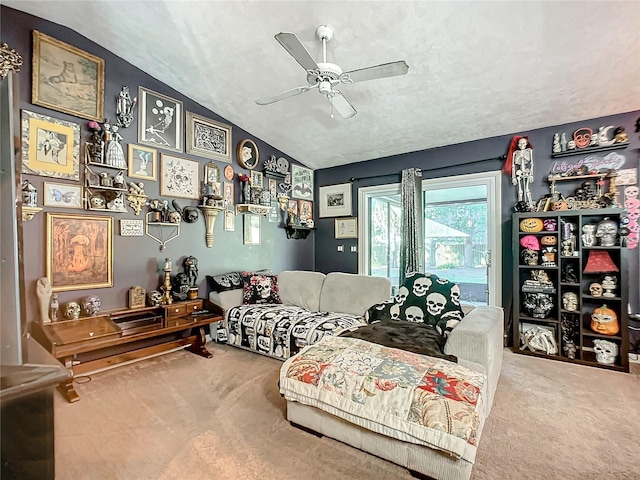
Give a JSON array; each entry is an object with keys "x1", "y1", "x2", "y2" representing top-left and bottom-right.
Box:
[{"x1": 255, "y1": 25, "x2": 409, "y2": 119}]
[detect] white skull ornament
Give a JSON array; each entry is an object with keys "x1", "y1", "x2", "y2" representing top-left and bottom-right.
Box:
[
  {"x1": 412, "y1": 277, "x2": 432, "y2": 297},
  {"x1": 426, "y1": 292, "x2": 447, "y2": 316},
  {"x1": 405, "y1": 305, "x2": 424, "y2": 323},
  {"x1": 593, "y1": 339, "x2": 618, "y2": 365}
]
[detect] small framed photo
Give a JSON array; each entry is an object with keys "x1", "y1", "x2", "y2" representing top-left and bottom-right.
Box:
[
  {"x1": 335, "y1": 217, "x2": 358, "y2": 239},
  {"x1": 43, "y1": 182, "x2": 82, "y2": 208},
  {"x1": 223, "y1": 182, "x2": 234, "y2": 206},
  {"x1": 319, "y1": 182, "x2": 352, "y2": 217},
  {"x1": 138, "y1": 87, "x2": 183, "y2": 152},
  {"x1": 186, "y1": 111, "x2": 232, "y2": 162},
  {"x1": 224, "y1": 210, "x2": 236, "y2": 231},
  {"x1": 47, "y1": 213, "x2": 113, "y2": 291},
  {"x1": 250, "y1": 170, "x2": 263, "y2": 189},
  {"x1": 160, "y1": 154, "x2": 200, "y2": 199},
  {"x1": 287, "y1": 199, "x2": 298, "y2": 217},
  {"x1": 32, "y1": 30, "x2": 105, "y2": 121},
  {"x1": 268, "y1": 178, "x2": 277, "y2": 199},
  {"x1": 127, "y1": 143, "x2": 157, "y2": 181},
  {"x1": 291, "y1": 164, "x2": 313, "y2": 200},
  {"x1": 298, "y1": 200, "x2": 313, "y2": 223},
  {"x1": 21, "y1": 110, "x2": 80, "y2": 180},
  {"x1": 236, "y1": 139, "x2": 259, "y2": 169},
  {"x1": 119, "y1": 219, "x2": 144, "y2": 236},
  {"x1": 243, "y1": 214, "x2": 261, "y2": 245}
]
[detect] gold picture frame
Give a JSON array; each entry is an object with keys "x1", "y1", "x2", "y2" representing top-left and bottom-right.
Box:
[
  {"x1": 127, "y1": 144, "x2": 157, "y2": 181},
  {"x1": 21, "y1": 110, "x2": 80, "y2": 180},
  {"x1": 46, "y1": 213, "x2": 113, "y2": 292},
  {"x1": 236, "y1": 139, "x2": 259, "y2": 170},
  {"x1": 186, "y1": 111, "x2": 232, "y2": 162},
  {"x1": 160, "y1": 154, "x2": 200, "y2": 200},
  {"x1": 32, "y1": 30, "x2": 105, "y2": 121}
]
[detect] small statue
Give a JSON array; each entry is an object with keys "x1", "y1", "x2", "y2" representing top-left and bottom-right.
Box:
[
  {"x1": 116, "y1": 86, "x2": 137, "y2": 128},
  {"x1": 103, "y1": 122, "x2": 127, "y2": 168},
  {"x1": 81, "y1": 295, "x2": 101, "y2": 316},
  {"x1": 561, "y1": 292, "x2": 578, "y2": 312},
  {"x1": 113, "y1": 170, "x2": 125, "y2": 189},
  {"x1": 36, "y1": 277, "x2": 52, "y2": 324},
  {"x1": 87, "y1": 121, "x2": 104, "y2": 163},
  {"x1": 561, "y1": 264, "x2": 578, "y2": 283},
  {"x1": 595, "y1": 217, "x2": 618, "y2": 247},
  {"x1": 552, "y1": 133, "x2": 561, "y2": 153},
  {"x1": 147, "y1": 290, "x2": 162, "y2": 307},
  {"x1": 511, "y1": 137, "x2": 534, "y2": 210},
  {"x1": 21, "y1": 179, "x2": 37, "y2": 207},
  {"x1": 183, "y1": 256, "x2": 199, "y2": 287},
  {"x1": 593, "y1": 339, "x2": 618, "y2": 364},
  {"x1": 563, "y1": 340, "x2": 577, "y2": 359},
  {"x1": 581, "y1": 224, "x2": 597, "y2": 247},
  {"x1": 172, "y1": 272, "x2": 190, "y2": 301},
  {"x1": 49, "y1": 293, "x2": 59, "y2": 322},
  {"x1": 63, "y1": 301, "x2": 81, "y2": 320}
]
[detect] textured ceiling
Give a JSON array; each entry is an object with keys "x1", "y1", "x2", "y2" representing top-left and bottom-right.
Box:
[{"x1": 4, "y1": 1, "x2": 640, "y2": 170}]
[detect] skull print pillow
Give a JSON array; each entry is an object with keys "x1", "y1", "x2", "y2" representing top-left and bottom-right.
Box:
[{"x1": 241, "y1": 272, "x2": 282, "y2": 305}]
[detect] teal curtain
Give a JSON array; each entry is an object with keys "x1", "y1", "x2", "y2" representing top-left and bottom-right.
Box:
[{"x1": 400, "y1": 168, "x2": 424, "y2": 284}]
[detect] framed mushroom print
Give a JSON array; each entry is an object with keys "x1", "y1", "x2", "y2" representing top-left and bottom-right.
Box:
[
  {"x1": 32, "y1": 30, "x2": 105, "y2": 121},
  {"x1": 186, "y1": 111, "x2": 232, "y2": 162},
  {"x1": 138, "y1": 87, "x2": 183, "y2": 152},
  {"x1": 236, "y1": 139, "x2": 259, "y2": 170},
  {"x1": 160, "y1": 154, "x2": 200, "y2": 199},
  {"x1": 46, "y1": 213, "x2": 113, "y2": 291},
  {"x1": 127, "y1": 143, "x2": 157, "y2": 181}
]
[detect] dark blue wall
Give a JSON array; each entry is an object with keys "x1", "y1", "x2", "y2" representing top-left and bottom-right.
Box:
[
  {"x1": 314, "y1": 111, "x2": 640, "y2": 313},
  {"x1": 1, "y1": 6, "x2": 314, "y2": 321}
]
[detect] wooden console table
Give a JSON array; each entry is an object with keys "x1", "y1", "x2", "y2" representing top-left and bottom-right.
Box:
[{"x1": 31, "y1": 299, "x2": 222, "y2": 403}]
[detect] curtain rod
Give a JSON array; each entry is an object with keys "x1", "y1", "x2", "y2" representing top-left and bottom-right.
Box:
[{"x1": 349, "y1": 154, "x2": 507, "y2": 182}]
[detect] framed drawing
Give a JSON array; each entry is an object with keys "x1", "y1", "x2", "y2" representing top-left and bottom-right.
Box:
[
  {"x1": 268, "y1": 178, "x2": 277, "y2": 199},
  {"x1": 298, "y1": 200, "x2": 313, "y2": 223},
  {"x1": 138, "y1": 87, "x2": 183, "y2": 152},
  {"x1": 127, "y1": 144, "x2": 157, "y2": 181},
  {"x1": 160, "y1": 154, "x2": 200, "y2": 199},
  {"x1": 43, "y1": 182, "x2": 82, "y2": 208},
  {"x1": 186, "y1": 111, "x2": 231, "y2": 162},
  {"x1": 319, "y1": 182, "x2": 352, "y2": 217},
  {"x1": 46, "y1": 213, "x2": 113, "y2": 291},
  {"x1": 291, "y1": 164, "x2": 313, "y2": 200},
  {"x1": 21, "y1": 110, "x2": 80, "y2": 180},
  {"x1": 335, "y1": 217, "x2": 358, "y2": 239},
  {"x1": 236, "y1": 139, "x2": 259, "y2": 169},
  {"x1": 32, "y1": 30, "x2": 105, "y2": 121},
  {"x1": 243, "y1": 214, "x2": 261, "y2": 245},
  {"x1": 223, "y1": 182, "x2": 234, "y2": 206},
  {"x1": 224, "y1": 210, "x2": 236, "y2": 231},
  {"x1": 250, "y1": 170, "x2": 263, "y2": 189}
]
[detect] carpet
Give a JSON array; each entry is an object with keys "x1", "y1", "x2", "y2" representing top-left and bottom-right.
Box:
[{"x1": 54, "y1": 344, "x2": 639, "y2": 480}]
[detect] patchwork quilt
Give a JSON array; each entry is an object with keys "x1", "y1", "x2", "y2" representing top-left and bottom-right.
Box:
[
  {"x1": 280, "y1": 335, "x2": 486, "y2": 462},
  {"x1": 226, "y1": 304, "x2": 366, "y2": 360}
]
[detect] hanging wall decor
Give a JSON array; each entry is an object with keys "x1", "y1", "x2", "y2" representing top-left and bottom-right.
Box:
[
  {"x1": 138, "y1": 87, "x2": 183, "y2": 152},
  {"x1": 187, "y1": 111, "x2": 232, "y2": 162}
]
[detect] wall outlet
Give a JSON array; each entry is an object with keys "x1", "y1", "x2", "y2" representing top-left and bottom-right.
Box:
[
  {"x1": 337, "y1": 245, "x2": 344, "y2": 252},
  {"x1": 350, "y1": 246, "x2": 357, "y2": 252}
]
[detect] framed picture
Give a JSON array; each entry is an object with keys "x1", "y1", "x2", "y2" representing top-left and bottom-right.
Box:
[
  {"x1": 119, "y1": 219, "x2": 144, "y2": 236},
  {"x1": 268, "y1": 201, "x2": 280, "y2": 223},
  {"x1": 298, "y1": 199, "x2": 313, "y2": 222},
  {"x1": 236, "y1": 139, "x2": 259, "y2": 169},
  {"x1": 291, "y1": 164, "x2": 313, "y2": 200},
  {"x1": 186, "y1": 111, "x2": 232, "y2": 162},
  {"x1": 268, "y1": 178, "x2": 277, "y2": 199},
  {"x1": 250, "y1": 170, "x2": 263, "y2": 189},
  {"x1": 319, "y1": 182, "x2": 352, "y2": 217},
  {"x1": 223, "y1": 182, "x2": 234, "y2": 206},
  {"x1": 31, "y1": 31, "x2": 104, "y2": 121},
  {"x1": 43, "y1": 182, "x2": 82, "y2": 208},
  {"x1": 243, "y1": 214, "x2": 261, "y2": 245},
  {"x1": 127, "y1": 144, "x2": 157, "y2": 181},
  {"x1": 160, "y1": 154, "x2": 200, "y2": 199},
  {"x1": 224, "y1": 210, "x2": 236, "y2": 231},
  {"x1": 46, "y1": 213, "x2": 113, "y2": 291},
  {"x1": 287, "y1": 199, "x2": 298, "y2": 217},
  {"x1": 138, "y1": 87, "x2": 183, "y2": 152},
  {"x1": 21, "y1": 110, "x2": 80, "y2": 180},
  {"x1": 335, "y1": 217, "x2": 358, "y2": 239}
]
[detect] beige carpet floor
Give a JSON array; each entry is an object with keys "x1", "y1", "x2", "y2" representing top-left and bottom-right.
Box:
[{"x1": 54, "y1": 344, "x2": 640, "y2": 480}]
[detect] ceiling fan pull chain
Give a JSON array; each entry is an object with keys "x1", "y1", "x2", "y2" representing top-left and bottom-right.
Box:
[{"x1": 329, "y1": 96, "x2": 334, "y2": 119}]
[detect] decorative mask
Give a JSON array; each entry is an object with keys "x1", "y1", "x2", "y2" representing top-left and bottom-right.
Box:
[
  {"x1": 523, "y1": 293, "x2": 554, "y2": 319},
  {"x1": 590, "y1": 304, "x2": 620, "y2": 335},
  {"x1": 63, "y1": 301, "x2": 81, "y2": 320},
  {"x1": 80, "y1": 295, "x2": 101, "y2": 316},
  {"x1": 593, "y1": 339, "x2": 618, "y2": 365}
]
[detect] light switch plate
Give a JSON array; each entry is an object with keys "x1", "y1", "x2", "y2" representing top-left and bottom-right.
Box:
[
  {"x1": 350, "y1": 246, "x2": 357, "y2": 252},
  {"x1": 337, "y1": 245, "x2": 344, "y2": 252}
]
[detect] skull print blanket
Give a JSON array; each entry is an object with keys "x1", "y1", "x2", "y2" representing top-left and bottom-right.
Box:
[{"x1": 280, "y1": 335, "x2": 486, "y2": 463}]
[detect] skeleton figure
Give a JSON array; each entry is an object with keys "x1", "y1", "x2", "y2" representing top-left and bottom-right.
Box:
[
  {"x1": 81, "y1": 295, "x2": 101, "y2": 316},
  {"x1": 511, "y1": 137, "x2": 534, "y2": 209},
  {"x1": 593, "y1": 339, "x2": 618, "y2": 364},
  {"x1": 63, "y1": 301, "x2": 81, "y2": 320}
]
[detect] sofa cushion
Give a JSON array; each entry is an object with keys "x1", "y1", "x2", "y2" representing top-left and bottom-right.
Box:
[
  {"x1": 206, "y1": 271, "x2": 243, "y2": 292},
  {"x1": 241, "y1": 272, "x2": 282, "y2": 305},
  {"x1": 278, "y1": 270, "x2": 326, "y2": 311},
  {"x1": 319, "y1": 272, "x2": 392, "y2": 316}
]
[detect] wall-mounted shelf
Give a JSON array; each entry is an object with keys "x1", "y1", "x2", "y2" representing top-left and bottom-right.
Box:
[
  {"x1": 551, "y1": 142, "x2": 629, "y2": 158},
  {"x1": 285, "y1": 225, "x2": 315, "y2": 240},
  {"x1": 22, "y1": 205, "x2": 42, "y2": 221},
  {"x1": 85, "y1": 164, "x2": 128, "y2": 212},
  {"x1": 236, "y1": 204, "x2": 270, "y2": 216},
  {"x1": 198, "y1": 204, "x2": 224, "y2": 247},
  {"x1": 145, "y1": 212, "x2": 180, "y2": 251}
]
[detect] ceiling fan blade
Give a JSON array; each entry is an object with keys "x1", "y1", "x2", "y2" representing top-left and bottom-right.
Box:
[
  {"x1": 275, "y1": 32, "x2": 319, "y2": 72},
  {"x1": 344, "y1": 60, "x2": 409, "y2": 83},
  {"x1": 255, "y1": 84, "x2": 317, "y2": 106},
  {"x1": 330, "y1": 91, "x2": 357, "y2": 119}
]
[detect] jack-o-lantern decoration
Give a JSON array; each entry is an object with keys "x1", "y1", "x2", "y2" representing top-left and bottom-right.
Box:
[
  {"x1": 552, "y1": 199, "x2": 568, "y2": 211},
  {"x1": 520, "y1": 217, "x2": 544, "y2": 232},
  {"x1": 590, "y1": 304, "x2": 620, "y2": 335},
  {"x1": 540, "y1": 235, "x2": 557, "y2": 246}
]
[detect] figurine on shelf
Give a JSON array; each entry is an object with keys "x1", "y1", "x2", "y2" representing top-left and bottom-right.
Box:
[
  {"x1": 581, "y1": 224, "x2": 597, "y2": 247},
  {"x1": 116, "y1": 85, "x2": 137, "y2": 128},
  {"x1": 590, "y1": 304, "x2": 620, "y2": 336},
  {"x1": 595, "y1": 217, "x2": 618, "y2": 246},
  {"x1": 49, "y1": 293, "x2": 59, "y2": 322},
  {"x1": 172, "y1": 272, "x2": 190, "y2": 302},
  {"x1": 561, "y1": 292, "x2": 578, "y2": 312},
  {"x1": 87, "y1": 120, "x2": 104, "y2": 163},
  {"x1": 601, "y1": 275, "x2": 617, "y2": 297},
  {"x1": 552, "y1": 133, "x2": 561, "y2": 153},
  {"x1": 104, "y1": 122, "x2": 127, "y2": 168},
  {"x1": 63, "y1": 301, "x2": 81, "y2": 320},
  {"x1": 113, "y1": 170, "x2": 125, "y2": 189},
  {"x1": 561, "y1": 264, "x2": 578, "y2": 284},
  {"x1": 560, "y1": 132, "x2": 567, "y2": 152},
  {"x1": 510, "y1": 136, "x2": 534, "y2": 210},
  {"x1": 81, "y1": 295, "x2": 101, "y2": 317},
  {"x1": 238, "y1": 174, "x2": 251, "y2": 204},
  {"x1": 563, "y1": 340, "x2": 577, "y2": 360},
  {"x1": 21, "y1": 179, "x2": 37, "y2": 207},
  {"x1": 593, "y1": 339, "x2": 618, "y2": 365},
  {"x1": 589, "y1": 282, "x2": 603, "y2": 297},
  {"x1": 184, "y1": 255, "x2": 198, "y2": 287}
]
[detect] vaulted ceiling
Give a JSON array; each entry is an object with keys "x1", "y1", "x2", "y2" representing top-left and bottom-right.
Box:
[{"x1": 4, "y1": 1, "x2": 640, "y2": 169}]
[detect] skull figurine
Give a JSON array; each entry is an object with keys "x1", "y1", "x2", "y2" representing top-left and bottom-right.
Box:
[
  {"x1": 523, "y1": 293, "x2": 554, "y2": 318},
  {"x1": 147, "y1": 290, "x2": 162, "y2": 307},
  {"x1": 426, "y1": 292, "x2": 447, "y2": 316},
  {"x1": 80, "y1": 295, "x2": 101, "y2": 316},
  {"x1": 182, "y1": 206, "x2": 199, "y2": 223},
  {"x1": 589, "y1": 283, "x2": 603, "y2": 297},
  {"x1": 521, "y1": 248, "x2": 539, "y2": 266},
  {"x1": 412, "y1": 277, "x2": 432, "y2": 297},
  {"x1": 63, "y1": 301, "x2": 81, "y2": 320},
  {"x1": 595, "y1": 217, "x2": 618, "y2": 247},
  {"x1": 563, "y1": 340, "x2": 577, "y2": 359},
  {"x1": 168, "y1": 210, "x2": 181, "y2": 224},
  {"x1": 405, "y1": 305, "x2": 424, "y2": 323},
  {"x1": 562, "y1": 292, "x2": 578, "y2": 311},
  {"x1": 593, "y1": 339, "x2": 618, "y2": 364}
]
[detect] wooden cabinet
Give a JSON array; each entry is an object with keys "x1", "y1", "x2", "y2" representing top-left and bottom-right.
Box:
[
  {"x1": 512, "y1": 209, "x2": 629, "y2": 372},
  {"x1": 32, "y1": 299, "x2": 223, "y2": 402}
]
